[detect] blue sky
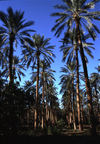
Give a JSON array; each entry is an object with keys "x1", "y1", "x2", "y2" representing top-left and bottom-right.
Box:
[{"x1": 0, "y1": 0, "x2": 100, "y2": 104}]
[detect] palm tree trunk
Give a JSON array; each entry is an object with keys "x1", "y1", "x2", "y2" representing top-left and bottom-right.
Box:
[
  {"x1": 81, "y1": 100, "x2": 84, "y2": 128},
  {"x1": 95, "y1": 85, "x2": 99, "y2": 120},
  {"x1": 50, "y1": 95, "x2": 53, "y2": 126},
  {"x1": 76, "y1": 19, "x2": 96, "y2": 135},
  {"x1": 34, "y1": 55, "x2": 39, "y2": 131},
  {"x1": 68, "y1": 89, "x2": 72, "y2": 128},
  {"x1": 45, "y1": 84, "x2": 49, "y2": 127},
  {"x1": 76, "y1": 47, "x2": 82, "y2": 131},
  {"x1": 9, "y1": 37, "x2": 13, "y2": 84},
  {"x1": 41, "y1": 71, "x2": 44, "y2": 129},
  {"x1": 9, "y1": 35, "x2": 17, "y2": 135},
  {"x1": 27, "y1": 108, "x2": 29, "y2": 127},
  {"x1": 72, "y1": 74, "x2": 76, "y2": 130},
  {"x1": 46, "y1": 96, "x2": 49, "y2": 126}
]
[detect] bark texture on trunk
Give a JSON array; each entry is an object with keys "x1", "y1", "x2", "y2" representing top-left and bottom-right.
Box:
[
  {"x1": 76, "y1": 47, "x2": 82, "y2": 131},
  {"x1": 50, "y1": 95, "x2": 53, "y2": 126},
  {"x1": 81, "y1": 101, "x2": 84, "y2": 128},
  {"x1": 68, "y1": 90, "x2": 72, "y2": 128},
  {"x1": 34, "y1": 55, "x2": 39, "y2": 131},
  {"x1": 95, "y1": 85, "x2": 99, "y2": 114},
  {"x1": 76, "y1": 19, "x2": 96, "y2": 135},
  {"x1": 9, "y1": 35, "x2": 14, "y2": 84},
  {"x1": 72, "y1": 74, "x2": 76, "y2": 130},
  {"x1": 41, "y1": 71, "x2": 44, "y2": 129}
]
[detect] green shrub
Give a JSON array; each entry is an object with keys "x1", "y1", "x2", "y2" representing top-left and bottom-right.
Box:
[{"x1": 57, "y1": 119, "x2": 65, "y2": 127}]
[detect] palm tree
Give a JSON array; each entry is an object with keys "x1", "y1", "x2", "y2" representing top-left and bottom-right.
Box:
[
  {"x1": 43, "y1": 67, "x2": 56, "y2": 127},
  {"x1": 60, "y1": 28, "x2": 95, "y2": 130},
  {"x1": 22, "y1": 33, "x2": 55, "y2": 130},
  {"x1": 60, "y1": 62, "x2": 77, "y2": 129},
  {"x1": 59, "y1": 71, "x2": 73, "y2": 127},
  {"x1": 90, "y1": 73, "x2": 100, "y2": 117},
  {"x1": 0, "y1": 7, "x2": 35, "y2": 84},
  {"x1": 47, "y1": 82, "x2": 58, "y2": 126},
  {"x1": 39, "y1": 60, "x2": 56, "y2": 129},
  {"x1": 23, "y1": 80, "x2": 36, "y2": 128},
  {"x1": 51, "y1": 1, "x2": 100, "y2": 134}
]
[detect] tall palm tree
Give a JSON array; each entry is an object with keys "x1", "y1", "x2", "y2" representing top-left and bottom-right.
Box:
[
  {"x1": 59, "y1": 71, "x2": 73, "y2": 127},
  {"x1": 39, "y1": 60, "x2": 56, "y2": 129},
  {"x1": 90, "y1": 73, "x2": 100, "y2": 116},
  {"x1": 47, "y1": 82, "x2": 58, "y2": 126},
  {"x1": 43, "y1": 67, "x2": 56, "y2": 127},
  {"x1": 0, "y1": 7, "x2": 35, "y2": 84},
  {"x1": 22, "y1": 33, "x2": 55, "y2": 130},
  {"x1": 51, "y1": 0, "x2": 100, "y2": 134},
  {"x1": 60, "y1": 28, "x2": 95, "y2": 130},
  {"x1": 60, "y1": 62, "x2": 77, "y2": 129}
]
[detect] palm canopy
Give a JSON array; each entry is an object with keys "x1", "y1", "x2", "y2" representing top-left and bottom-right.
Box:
[
  {"x1": 60, "y1": 28, "x2": 95, "y2": 63},
  {"x1": 39, "y1": 60, "x2": 56, "y2": 91},
  {"x1": 0, "y1": 6, "x2": 35, "y2": 46},
  {"x1": 22, "y1": 33, "x2": 56, "y2": 69},
  {"x1": 23, "y1": 80, "x2": 36, "y2": 95},
  {"x1": 39, "y1": 60, "x2": 56, "y2": 79},
  {"x1": 59, "y1": 62, "x2": 75, "y2": 94},
  {"x1": 60, "y1": 61, "x2": 76, "y2": 75},
  {"x1": 4, "y1": 56, "x2": 26, "y2": 82},
  {"x1": 0, "y1": 36, "x2": 8, "y2": 69},
  {"x1": 90, "y1": 72, "x2": 100, "y2": 86},
  {"x1": 0, "y1": 7, "x2": 35, "y2": 83},
  {"x1": 51, "y1": 0, "x2": 100, "y2": 38}
]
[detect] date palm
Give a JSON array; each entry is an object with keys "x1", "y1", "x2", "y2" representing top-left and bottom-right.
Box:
[
  {"x1": 51, "y1": 0, "x2": 100, "y2": 135},
  {"x1": 39, "y1": 60, "x2": 55, "y2": 128},
  {"x1": 0, "y1": 7, "x2": 35, "y2": 84},
  {"x1": 90, "y1": 73, "x2": 100, "y2": 116},
  {"x1": 22, "y1": 33, "x2": 55, "y2": 130},
  {"x1": 0, "y1": 35, "x2": 8, "y2": 69},
  {"x1": 43, "y1": 67, "x2": 56, "y2": 127},
  {"x1": 59, "y1": 70, "x2": 73, "y2": 127},
  {"x1": 60, "y1": 62, "x2": 77, "y2": 129},
  {"x1": 60, "y1": 28, "x2": 95, "y2": 130},
  {"x1": 46, "y1": 82, "x2": 58, "y2": 126}
]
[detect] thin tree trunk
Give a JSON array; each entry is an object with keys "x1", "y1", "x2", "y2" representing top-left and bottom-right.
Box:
[
  {"x1": 68, "y1": 90, "x2": 72, "y2": 128},
  {"x1": 81, "y1": 100, "x2": 84, "y2": 128},
  {"x1": 76, "y1": 19, "x2": 96, "y2": 135},
  {"x1": 95, "y1": 84, "x2": 99, "y2": 124},
  {"x1": 9, "y1": 35, "x2": 14, "y2": 84},
  {"x1": 46, "y1": 96, "x2": 49, "y2": 126},
  {"x1": 76, "y1": 47, "x2": 82, "y2": 131},
  {"x1": 12, "y1": 67, "x2": 15, "y2": 83},
  {"x1": 72, "y1": 74, "x2": 76, "y2": 130},
  {"x1": 45, "y1": 84, "x2": 49, "y2": 127},
  {"x1": 95, "y1": 85, "x2": 99, "y2": 114},
  {"x1": 41, "y1": 71, "x2": 44, "y2": 129},
  {"x1": 50, "y1": 95, "x2": 53, "y2": 126},
  {"x1": 27, "y1": 108, "x2": 29, "y2": 127},
  {"x1": 34, "y1": 56, "x2": 39, "y2": 131}
]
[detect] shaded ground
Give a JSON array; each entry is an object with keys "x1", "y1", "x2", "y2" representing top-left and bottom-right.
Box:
[
  {"x1": 1, "y1": 135, "x2": 100, "y2": 144},
  {"x1": 0, "y1": 125, "x2": 100, "y2": 144}
]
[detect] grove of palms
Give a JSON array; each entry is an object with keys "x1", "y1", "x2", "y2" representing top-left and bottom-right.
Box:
[{"x1": 0, "y1": 0, "x2": 100, "y2": 140}]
